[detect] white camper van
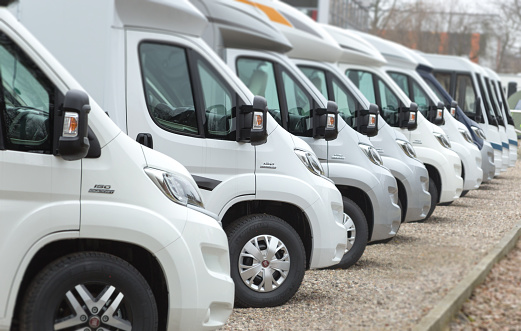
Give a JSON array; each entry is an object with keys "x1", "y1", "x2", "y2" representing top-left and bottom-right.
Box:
[
  {"x1": 484, "y1": 67, "x2": 518, "y2": 166},
  {"x1": 422, "y1": 54, "x2": 505, "y2": 176},
  {"x1": 193, "y1": 0, "x2": 402, "y2": 268},
  {"x1": 0, "y1": 3, "x2": 234, "y2": 330},
  {"x1": 13, "y1": 0, "x2": 348, "y2": 308},
  {"x1": 326, "y1": 27, "x2": 464, "y2": 207},
  {"x1": 354, "y1": 36, "x2": 483, "y2": 195}
]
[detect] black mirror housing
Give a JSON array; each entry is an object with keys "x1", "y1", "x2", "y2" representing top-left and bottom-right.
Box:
[
  {"x1": 313, "y1": 101, "x2": 338, "y2": 141},
  {"x1": 431, "y1": 101, "x2": 445, "y2": 125},
  {"x1": 399, "y1": 102, "x2": 418, "y2": 130},
  {"x1": 237, "y1": 95, "x2": 268, "y2": 146},
  {"x1": 356, "y1": 103, "x2": 379, "y2": 137},
  {"x1": 56, "y1": 89, "x2": 91, "y2": 161}
]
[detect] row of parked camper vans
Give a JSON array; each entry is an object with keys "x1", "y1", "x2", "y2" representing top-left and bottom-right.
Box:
[{"x1": 0, "y1": 0, "x2": 517, "y2": 330}]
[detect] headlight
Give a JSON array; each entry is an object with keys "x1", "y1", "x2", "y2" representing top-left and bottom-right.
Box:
[
  {"x1": 359, "y1": 143, "x2": 383, "y2": 166},
  {"x1": 295, "y1": 149, "x2": 325, "y2": 177},
  {"x1": 396, "y1": 139, "x2": 417, "y2": 159},
  {"x1": 459, "y1": 128, "x2": 474, "y2": 144},
  {"x1": 471, "y1": 126, "x2": 486, "y2": 140},
  {"x1": 145, "y1": 167, "x2": 204, "y2": 208},
  {"x1": 433, "y1": 132, "x2": 451, "y2": 149}
]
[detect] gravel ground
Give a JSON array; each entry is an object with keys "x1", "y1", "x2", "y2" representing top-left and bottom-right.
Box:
[
  {"x1": 222, "y1": 159, "x2": 521, "y2": 330},
  {"x1": 450, "y1": 233, "x2": 521, "y2": 330}
]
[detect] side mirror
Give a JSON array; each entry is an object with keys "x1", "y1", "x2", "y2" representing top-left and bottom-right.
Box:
[
  {"x1": 432, "y1": 101, "x2": 445, "y2": 125},
  {"x1": 356, "y1": 103, "x2": 379, "y2": 137},
  {"x1": 313, "y1": 101, "x2": 338, "y2": 141},
  {"x1": 399, "y1": 102, "x2": 418, "y2": 131},
  {"x1": 237, "y1": 95, "x2": 268, "y2": 146},
  {"x1": 448, "y1": 100, "x2": 458, "y2": 118},
  {"x1": 56, "y1": 89, "x2": 90, "y2": 161}
]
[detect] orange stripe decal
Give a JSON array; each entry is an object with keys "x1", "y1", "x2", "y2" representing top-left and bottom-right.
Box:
[{"x1": 254, "y1": 3, "x2": 292, "y2": 27}]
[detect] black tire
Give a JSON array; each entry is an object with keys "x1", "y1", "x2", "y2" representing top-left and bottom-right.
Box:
[
  {"x1": 422, "y1": 179, "x2": 438, "y2": 220},
  {"x1": 460, "y1": 190, "x2": 469, "y2": 197},
  {"x1": 226, "y1": 214, "x2": 306, "y2": 308},
  {"x1": 335, "y1": 197, "x2": 368, "y2": 269},
  {"x1": 20, "y1": 252, "x2": 158, "y2": 331}
]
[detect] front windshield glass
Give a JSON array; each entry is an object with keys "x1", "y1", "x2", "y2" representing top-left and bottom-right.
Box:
[
  {"x1": 389, "y1": 71, "x2": 431, "y2": 119},
  {"x1": 486, "y1": 79, "x2": 504, "y2": 125},
  {"x1": 454, "y1": 74, "x2": 479, "y2": 120},
  {"x1": 476, "y1": 74, "x2": 497, "y2": 125}
]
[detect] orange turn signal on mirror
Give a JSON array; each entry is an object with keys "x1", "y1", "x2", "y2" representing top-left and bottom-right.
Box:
[
  {"x1": 253, "y1": 112, "x2": 263, "y2": 130},
  {"x1": 63, "y1": 112, "x2": 79, "y2": 137},
  {"x1": 327, "y1": 114, "x2": 335, "y2": 129},
  {"x1": 368, "y1": 114, "x2": 376, "y2": 127}
]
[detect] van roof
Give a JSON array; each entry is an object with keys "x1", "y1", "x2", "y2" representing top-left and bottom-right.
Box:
[
  {"x1": 321, "y1": 25, "x2": 387, "y2": 66},
  {"x1": 251, "y1": 0, "x2": 342, "y2": 62},
  {"x1": 16, "y1": 0, "x2": 208, "y2": 37},
  {"x1": 421, "y1": 53, "x2": 476, "y2": 72},
  {"x1": 191, "y1": 0, "x2": 292, "y2": 53},
  {"x1": 351, "y1": 30, "x2": 418, "y2": 69}
]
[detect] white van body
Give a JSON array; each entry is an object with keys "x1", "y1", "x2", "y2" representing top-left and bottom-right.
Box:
[
  {"x1": 484, "y1": 67, "x2": 518, "y2": 166},
  {"x1": 365, "y1": 40, "x2": 483, "y2": 193},
  {"x1": 13, "y1": 0, "x2": 347, "y2": 308},
  {"x1": 326, "y1": 26, "x2": 463, "y2": 205},
  {"x1": 197, "y1": 0, "x2": 401, "y2": 248},
  {"x1": 422, "y1": 54, "x2": 505, "y2": 176},
  {"x1": 0, "y1": 5, "x2": 234, "y2": 330}
]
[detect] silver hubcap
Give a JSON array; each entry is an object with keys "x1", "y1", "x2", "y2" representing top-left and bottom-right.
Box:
[
  {"x1": 238, "y1": 235, "x2": 290, "y2": 292},
  {"x1": 343, "y1": 214, "x2": 356, "y2": 253},
  {"x1": 54, "y1": 284, "x2": 132, "y2": 331}
]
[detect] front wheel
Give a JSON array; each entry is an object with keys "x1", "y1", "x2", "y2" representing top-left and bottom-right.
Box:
[
  {"x1": 20, "y1": 252, "x2": 158, "y2": 331},
  {"x1": 226, "y1": 214, "x2": 306, "y2": 308},
  {"x1": 335, "y1": 197, "x2": 368, "y2": 269}
]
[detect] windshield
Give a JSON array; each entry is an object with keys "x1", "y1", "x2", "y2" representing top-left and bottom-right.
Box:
[
  {"x1": 476, "y1": 73, "x2": 497, "y2": 126},
  {"x1": 389, "y1": 71, "x2": 432, "y2": 120}
]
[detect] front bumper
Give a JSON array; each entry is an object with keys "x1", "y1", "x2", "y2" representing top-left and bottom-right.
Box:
[
  {"x1": 368, "y1": 170, "x2": 401, "y2": 242},
  {"x1": 306, "y1": 179, "x2": 347, "y2": 269},
  {"x1": 481, "y1": 141, "x2": 495, "y2": 182},
  {"x1": 158, "y1": 208, "x2": 234, "y2": 330},
  {"x1": 451, "y1": 142, "x2": 483, "y2": 191},
  {"x1": 438, "y1": 148, "x2": 463, "y2": 203}
]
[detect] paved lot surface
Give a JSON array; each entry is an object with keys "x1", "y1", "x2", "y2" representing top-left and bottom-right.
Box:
[{"x1": 222, "y1": 160, "x2": 521, "y2": 330}]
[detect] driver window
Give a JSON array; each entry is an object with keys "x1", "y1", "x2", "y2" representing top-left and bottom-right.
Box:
[
  {"x1": 455, "y1": 74, "x2": 476, "y2": 116},
  {"x1": 331, "y1": 77, "x2": 357, "y2": 127},
  {"x1": 139, "y1": 42, "x2": 198, "y2": 135},
  {"x1": 0, "y1": 32, "x2": 56, "y2": 153},
  {"x1": 411, "y1": 81, "x2": 430, "y2": 117},
  {"x1": 346, "y1": 70, "x2": 376, "y2": 104},
  {"x1": 376, "y1": 78, "x2": 400, "y2": 127},
  {"x1": 281, "y1": 70, "x2": 313, "y2": 136},
  {"x1": 236, "y1": 58, "x2": 281, "y2": 125},
  {"x1": 196, "y1": 59, "x2": 235, "y2": 139}
]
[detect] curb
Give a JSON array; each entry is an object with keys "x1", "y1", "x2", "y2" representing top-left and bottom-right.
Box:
[{"x1": 412, "y1": 222, "x2": 521, "y2": 331}]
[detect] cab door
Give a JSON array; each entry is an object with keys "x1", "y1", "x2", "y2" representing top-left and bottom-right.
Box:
[
  {"x1": 0, "y1": 26, "x2": 81, "y2": 316},
  {"x1": 125, "y1": 30, "x2": 255, "y2": 214}
]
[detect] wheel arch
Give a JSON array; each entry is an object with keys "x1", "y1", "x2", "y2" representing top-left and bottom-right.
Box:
[
  {"x1": 336, "y1": 185, "x2": 374, "y2": 240},
  {"x1": 220, "y1": 200, "x2": 313, "y2": 269},
  {"x1": 424, "y1": 164, "x2": 442, "y2": 203},
  {"x1": 395, "y1": 178, "x2": 407, "y2": 223},
  {"x1": 11, "y1": 239, "x2": 168, "y2": 330}
]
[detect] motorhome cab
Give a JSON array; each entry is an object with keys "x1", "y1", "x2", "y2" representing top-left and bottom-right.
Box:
[
  {"x1": 422, "y1": 54, "x2": 505, "y2": 176},
  {"x1": 0, "y1": 4, "x2": 234, "y2": 330},
  {"x1": 366, "y1": 42, "x2": 484, "y2": 196},
  {"x1": 195, "y1": 0, "x2": 402, "y2": 268},
  {"x1": 289, "y1": 28, "x2": 431, "y2": 223},
  {"x1": 416, "y1": 62, "x2": 496, "y2": 182},
  {"x1": 326, "y1": 27, "x2": 463, "y2": 209},
  {"x1": 14, "y1": 0, "x2": 349, "y2": 308},
  {"x1": 485, "y1": 68, "x2": 518, "y2": 166}
]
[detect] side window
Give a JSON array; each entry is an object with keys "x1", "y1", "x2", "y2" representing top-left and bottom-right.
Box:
[
  {"x1": 346, "y1": 70, "x2": 376, "y2": 104},
  {"x1": 281, "y1": 70, "x2": 313, "y2": 136},
  {"x1": 139, "y1": 43, "x2": 198, "y2": 135},
  {"x1": 376, "y1": 78, "x2": 400, "y2": 127},
  {"x1": 0, "y1": 32, "x2": 57, "y2": 153},
  {"x1": 424, "y1": 78, "x2": 446, "y2": 103},
  {"x1": 455, "y1": 74, "x2": 477, "y2": 116},
  {"x1": 433, "y1": 72, "x2": 452, "y2": 94},
  {"x1": 331, "y1": 76, "x2": 357, "y2": 127},
  {"x1": 299, "y1": 66, "x2": 328, "y2": 98},
  {"x1": 237, "y1": 58, "x2": 281, "y2": 124},
  {"x1": 411, "y1": 80, "x2": 431, "y2": 117},
  {"x1": 195, "y1": 58, "x2": 235, "y2": 139},
  {"x1": 388, "y1": 72, "x2": 409, "y2": 95}
]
